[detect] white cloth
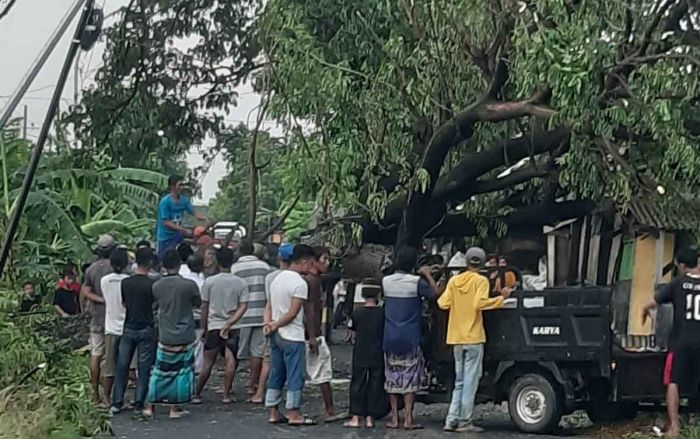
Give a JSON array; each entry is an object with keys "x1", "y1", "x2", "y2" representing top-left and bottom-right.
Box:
[
  {"x1": 101, "y1": 273, "x2": 129, "y2": 336},
  {"x1": 523, "y1": 256, "x2": 547, "y2": 291},
  {"x1": 182, "y1": 270, "x2": 205, "y2": 321},
  {"x1": 306, "y1": 336, "x2": 333, "y2": 385},
  {"x1": 179, "y1": 264, "x2": 192, "y2": 278},
  {"x1": 448, "y1": 252, "x2": 467, "y2": 268},
  {"x1": 181, "y1": 270, "x2": 205, "y2": 292},
  {"x1": 268, "y1": 270, "x2": 308, "y2": 342},
  {"x1": 354, "y1": 282, "x2": 367, "y2": 305}
]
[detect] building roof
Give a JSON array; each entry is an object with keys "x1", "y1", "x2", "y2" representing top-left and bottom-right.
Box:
[{"x1": 625, "y1": 197, "x2": 698, "y2": 230}]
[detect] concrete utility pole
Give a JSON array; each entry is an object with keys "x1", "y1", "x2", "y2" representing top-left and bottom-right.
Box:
[
  {"x1": 22, "y1": 105, "x2": 27, "y2": 140},
  {"x1": 0, "y1": 0, "x2": 99, "y2": 278},
  {"x1": 0, "y1": 0, "x2": 85, "y2": 131}
]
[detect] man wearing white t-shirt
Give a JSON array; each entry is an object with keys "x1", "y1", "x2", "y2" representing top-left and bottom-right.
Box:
[
  {"x1": 101, "y1": 247, "x2": 130, "y2": 407},
  {"x1": 264, "y1": 244, "x2": 316, "y2": 426}
]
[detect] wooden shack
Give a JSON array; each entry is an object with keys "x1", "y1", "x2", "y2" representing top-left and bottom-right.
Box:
[{"x1": 543, "y1": 197, "x2": 697, "y2": 341}]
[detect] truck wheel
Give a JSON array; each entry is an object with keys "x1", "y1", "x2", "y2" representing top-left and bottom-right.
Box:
[
  {"x1": 508, "y1": 374, "x2": 562, "y2": 434},
  {"x1": 586, "y1": 402, "x2": 638, "y2": 424}
]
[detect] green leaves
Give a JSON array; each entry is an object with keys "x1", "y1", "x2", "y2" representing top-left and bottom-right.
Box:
[
  {"x1": 0, "y1": 126, "x2": 166, "y2": 284},
  {"x1": 0, "y1": 291, "x2": 109, "y2": 437}
]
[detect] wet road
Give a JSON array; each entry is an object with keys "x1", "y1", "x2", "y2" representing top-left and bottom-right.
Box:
[
  {"x1": 111, "y1": 397, "x2": 579, "y2": 439},
  {"x1": 111, "y1": 342, "x2": 589, "y2": 439}
]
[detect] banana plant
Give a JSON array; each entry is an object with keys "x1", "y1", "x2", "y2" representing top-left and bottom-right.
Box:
[{"x1": 0, "y1": 125, "x2": 166, "y2": 283}]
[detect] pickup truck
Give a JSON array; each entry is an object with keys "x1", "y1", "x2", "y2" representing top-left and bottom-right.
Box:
[{"x1": 420, "y1": 285, "x2": 673, "y2": 434}]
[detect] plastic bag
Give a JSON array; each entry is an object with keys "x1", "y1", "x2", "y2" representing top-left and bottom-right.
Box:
[{"x1": 194, "y1": 340, "x2": 204, "y2": 374}]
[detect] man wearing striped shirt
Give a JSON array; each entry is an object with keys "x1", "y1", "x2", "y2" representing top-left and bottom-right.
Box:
[{"x1": 231, "y1": 239, "x2": 273, "y2": 400}]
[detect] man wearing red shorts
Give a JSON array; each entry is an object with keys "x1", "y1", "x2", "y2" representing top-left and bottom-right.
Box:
[{"x1": 643, "y1": 248, "x2": 700, "y2": 438}]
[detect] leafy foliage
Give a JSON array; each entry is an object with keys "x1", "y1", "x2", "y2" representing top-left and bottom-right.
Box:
[
  {"x1": 259, "y1": 0, "x2": 700, "y2": 244},
  {"x1": 1, "y1": 125, "x2": 165, "y2": 286},
  {"x1": 0, "y1": 289, "x2": 108, "y2": 438},
  {"x1": 208, "y1": 124, "x2": 288, "y2": 229},
  {"x1": 64, "y1": 0, "x2": 263, "y2": 189}
]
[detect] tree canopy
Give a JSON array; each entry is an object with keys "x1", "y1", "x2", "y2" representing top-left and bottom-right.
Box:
[
  {"x1": 259, "y1": 0, "x2": 700, "y2": 248},
  {"x1": 65, "y1": 0, "x2": 263, "y2": 189}
]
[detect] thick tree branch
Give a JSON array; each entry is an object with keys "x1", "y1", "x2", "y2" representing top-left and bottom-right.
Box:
[
  {"x1": 418, "y1": 87, "x2": 555, "y2": 185},
  {"x1": 426, "y1": 200, "x2": 596, "y2": 238},
  {"x1": 472, "y1": 167, "x2": 554, "y2": 195},
  {"x1": 248, "y1": 82, "x2": 272, "y2": 234},
  {"x1": 362, "y1": 199, "x2": 595, "y2": 244},
  {"x1": 256, "y1": 195, "x2": 300, "y2": 241},
  {"x1": 638, "y1": 0, "x2": 676, "y2": 57},
  {"x1": 432, "y1": 126, "x2": 570, "y2": 202}
]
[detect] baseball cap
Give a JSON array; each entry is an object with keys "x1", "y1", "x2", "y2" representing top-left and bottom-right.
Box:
[
  {"x1": 97, "y1": 234, "x2": 115, "y2": 250},
  {"x1": 465, "y1": 247, "x2": 486, "y2": 266},
  {"x1": 278, "y1": 243, "x2": 295, "y2": 262}
]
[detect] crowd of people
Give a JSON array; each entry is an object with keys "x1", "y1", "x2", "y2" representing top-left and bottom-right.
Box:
[{"x1": 15, "y1": 173, "x2": 700, "y2": 436}]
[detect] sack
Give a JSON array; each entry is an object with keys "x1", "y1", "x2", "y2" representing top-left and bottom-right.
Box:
[{"x1": 194, "y1": 340, "x2": 204, "y2": 374}]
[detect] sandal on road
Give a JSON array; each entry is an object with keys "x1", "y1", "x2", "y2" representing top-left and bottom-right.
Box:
[
  {"x1": 268, "y1": 416, "x2": 288, "y2": 425},
  {"x1": 169, "y1": 409, "x2": 190, "y2": 420},
  {"x1": 325, "y1": 413, "x2": 349, "y2": 423},
  {"x1": 191, "y1": 396, "x2": 203, "y2": 405},
  {"x1": 288, "y1": 417, "x2": 317, "y2": 427}
]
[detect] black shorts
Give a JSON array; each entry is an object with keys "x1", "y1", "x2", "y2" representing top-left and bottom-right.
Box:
[
  {"x1": 204, "y1": 329, "x2": 240, "y2": 358},
  {"x1": 670, "y1": 345, "x2": 700, "y2": 394}
]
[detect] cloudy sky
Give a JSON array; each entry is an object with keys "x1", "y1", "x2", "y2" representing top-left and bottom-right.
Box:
[{"x1": 0, "y1": 0, "x2": 270, "y2": 204}]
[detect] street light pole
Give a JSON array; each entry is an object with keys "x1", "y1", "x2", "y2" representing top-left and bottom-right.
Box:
[{"x1": 0, "y1": 0, "x2": 97, "y2": 278}]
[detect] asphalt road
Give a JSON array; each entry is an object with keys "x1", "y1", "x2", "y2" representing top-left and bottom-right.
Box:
[{"x1": 111, "y1": 342, "x2": 590, "y2": 439}]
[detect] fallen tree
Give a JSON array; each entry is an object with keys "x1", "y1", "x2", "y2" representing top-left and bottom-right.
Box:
[{"x1": 258, "y1": 0, "x2": 700, "y2": 252}]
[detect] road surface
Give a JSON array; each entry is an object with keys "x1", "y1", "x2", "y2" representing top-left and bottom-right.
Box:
[{"x1": 111, "y1": 342, "x2": 593, "y2": 439}]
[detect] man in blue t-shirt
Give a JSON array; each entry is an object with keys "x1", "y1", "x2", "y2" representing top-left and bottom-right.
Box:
[{"x1": 156, "y1": 176, "x2": 207, "y2": 259}]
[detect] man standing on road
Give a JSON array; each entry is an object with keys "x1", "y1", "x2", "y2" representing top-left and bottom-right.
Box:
[
  {"x1": 382, "y1": 246, "x2": 439, "y2": 430},
  {"x1": 230, "y1": 239, "x2": 272, "y2": 402},
  {"x1": 156, "y1": 176, "x2": 207, "y2": 260},
  {"x1": 304, "y1": 246, "x2": 343, "y2": 422},
  {"x1": 438, "y1": 247, "x2": 512, "y2": 433},
  {"x1": 111, "y1": 247, "x2": 157, "y2": 416},
  {"x1": 148, "y1": 249, "x2": 202, "y2": 419},
  {"x1": 247, "y1": 243, "x2": 294, "y2": 405},
  {"x1": 264, "y1": 244, "x2": 316, "y2": 426},
  {"x1": 100, "y1": 247, "x2": 130, "y2": 408},
  {"x1": 193, "y1": 247, "x2": 249, "y2": 404},
  {"x1": 82, "y1": 234, "x2": 116, "y2": 404},
  {"x1": 643, "y1": 247, "x2": 700, "y2": 438}
]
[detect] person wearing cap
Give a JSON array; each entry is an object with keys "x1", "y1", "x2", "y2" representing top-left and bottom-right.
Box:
[
  {"x1": 277, "y1": 243, "x2": 295, "y2": 269},
  {"x1": 156, "y1": 176, "x2": 207, "y2": 260},
  {"x1": 81, "y1": 234, "x2": 116, "y2": 405},
  {"x1": 438, "y1": 247, "x2": 512, "y2": 433},
  {"x1": 382, "y1": 246, "x2": 439, "y2": 430}
]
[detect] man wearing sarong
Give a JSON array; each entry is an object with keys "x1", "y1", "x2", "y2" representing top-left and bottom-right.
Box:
[
  {"x1": 382, "y1": 247, "x2": 439, "y2": 430},
  {"x1": 148, "y1": 248, "x2": 202, "y2": 419}
]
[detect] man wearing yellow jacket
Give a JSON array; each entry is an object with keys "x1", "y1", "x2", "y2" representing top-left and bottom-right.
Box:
[{"x1": 438, "y1": 247, "x2": 511, "y2": 433}]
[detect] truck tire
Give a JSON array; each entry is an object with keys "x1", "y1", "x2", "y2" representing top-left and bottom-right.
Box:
[
  {"x1": 508, "y1": 373, "x2": 562, "y2": 434},
  {"x1": 586, "y1": 401, "x2": 638, "y2": 424}
]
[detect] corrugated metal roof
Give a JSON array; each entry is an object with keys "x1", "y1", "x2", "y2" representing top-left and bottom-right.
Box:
[{"x1": 625, "y1": 198, "x2": 698, "y2": 230}]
